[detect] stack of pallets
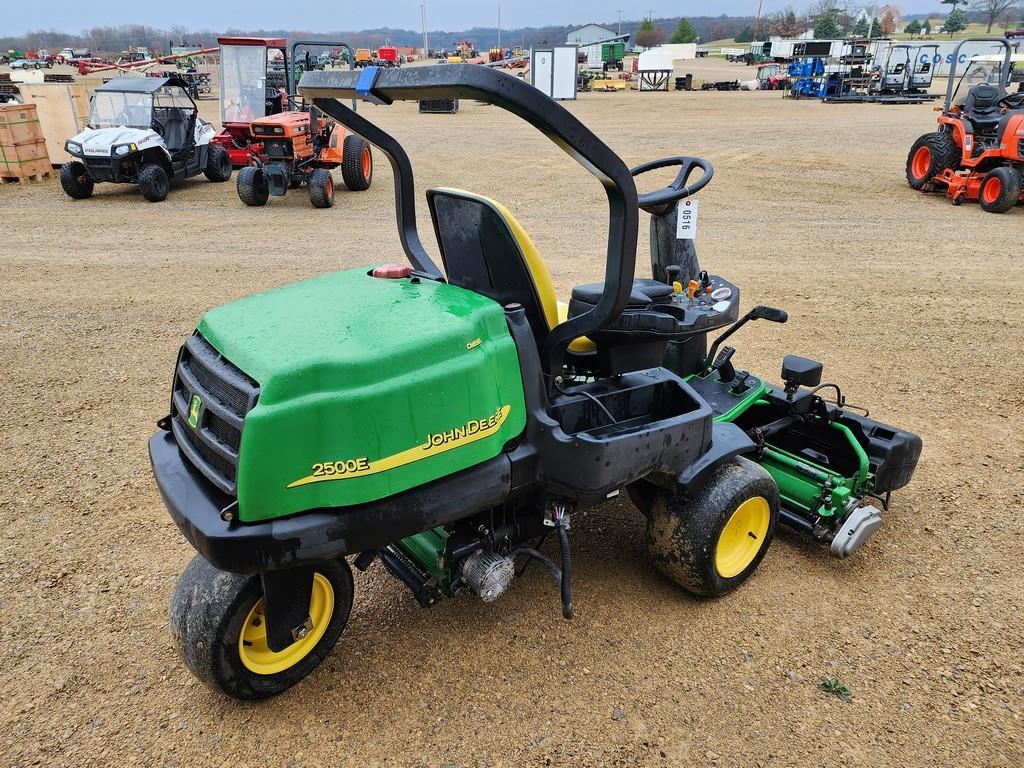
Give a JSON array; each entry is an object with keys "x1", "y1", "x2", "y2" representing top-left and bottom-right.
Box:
[
  {"x1": 0, "y1": 103, "x2": 51, "y2": 184},
  {"x1": 0, "y1": 73, "x2": 20, "y2": 102}
]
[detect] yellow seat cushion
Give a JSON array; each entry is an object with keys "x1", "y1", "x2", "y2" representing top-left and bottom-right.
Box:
[{"x1": 557, "y1": 302, "x2": 597, "y2": 354}]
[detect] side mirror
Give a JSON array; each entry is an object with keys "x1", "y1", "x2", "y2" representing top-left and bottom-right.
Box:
[{"x1": 782, "y1": 354, "x2": 823, "y2": 391}]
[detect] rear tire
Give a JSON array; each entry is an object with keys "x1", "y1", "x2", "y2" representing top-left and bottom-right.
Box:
[
  {"x1": 204, "y1": 144, "x2": 232, "y2": 182},
  {"x1": 340, "y1": 135, "x2": 372, "y2": 191},
  {"x1": 170, "y1": 555, "x2": 353, "y2": 700},
  {"x1": 978, "y1": 167, "x2": 1021, "y2": 213},
  {"x1": 645, "y1": 457, "x2": 779, "y2": 597},
  {"x1": 138, "y1": 163, "x2": 169, "y2": 202},
  {"x1": 307, "y1": 168, "x2": 335, "y2": 208},
  {"x1": 906, "y1": 131, "x2": 959, "y2": 190},
  {"x1": 237, "y1": 166, "x2": 269, "y2": 206},
  {"x1": 59, "y1": 161, "x2": 94, "y2": 199}
]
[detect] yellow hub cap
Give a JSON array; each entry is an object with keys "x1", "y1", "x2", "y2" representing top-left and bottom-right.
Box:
[
  {"x1": 714, "y1": 496, "x2": 771, "y2": 579},
  {"x1": 238, "y1": 573, "x2": 334, "y2": 675}
]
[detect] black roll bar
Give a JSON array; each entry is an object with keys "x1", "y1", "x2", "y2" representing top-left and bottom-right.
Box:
[
  {"x1": 300, "y1": 64, "x2": 640, "y2": 379},
  {"x1": 943, "y1": 37, "x2": 1014, "y2": 112}
]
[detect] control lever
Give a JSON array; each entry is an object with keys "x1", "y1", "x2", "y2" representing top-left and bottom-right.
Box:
[
  {"x1": 666, "y1": 265, "x2": 683, "y2": 294},
  {"x1": 711, "y1": 345, "x2": 736, "y2": 382},
  {"x1": 704, "y1": 305, "x2": 789, "y2": 374}
]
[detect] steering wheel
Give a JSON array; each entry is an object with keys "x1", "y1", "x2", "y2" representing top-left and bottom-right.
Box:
[
  {"x1": 630, "y1": 156, "x2": 714, "y2": 216},
  {"x1": 999, "y1": 91, "x2": 1024, "y2": 110}
]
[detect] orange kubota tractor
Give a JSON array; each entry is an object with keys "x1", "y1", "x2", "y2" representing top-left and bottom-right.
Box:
[
  {"x1": 234, "y1": 41, "x2": 372, "y2": 208},
  {"x1": 906, "y1": 38, "x2": 1024, "y2": 213}
]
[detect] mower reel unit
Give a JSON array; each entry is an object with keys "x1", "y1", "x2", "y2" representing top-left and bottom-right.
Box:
[
  {"x1": 151, "y1": 65, "x2": 921, "y2": 700},
  {"x1": 906, "y1": 37, "x2": 1024, "y2": 213}
]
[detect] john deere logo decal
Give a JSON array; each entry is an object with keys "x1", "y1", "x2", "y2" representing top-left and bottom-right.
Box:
[
  {"x1": 187, "y1": 394, "x2": 202, "y2": 429},
  {"x1": 288, "y1": 405, "x2": 511, "y2": 488}
]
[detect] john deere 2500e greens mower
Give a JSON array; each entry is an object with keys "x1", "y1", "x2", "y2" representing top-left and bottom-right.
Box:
[{"x1": 151, "y1": 65, "x2": 921, "y2": 699}]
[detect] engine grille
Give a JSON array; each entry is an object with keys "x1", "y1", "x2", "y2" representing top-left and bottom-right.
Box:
[
  {"x1": 263, "y1": 139, "x2": 293, "y2": 159},
  {"x1": 171, "y1": 333, "x2": 259, "y2": 495}
]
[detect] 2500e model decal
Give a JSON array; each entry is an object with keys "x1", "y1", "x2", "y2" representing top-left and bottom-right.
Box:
[{"x1": 286, "y1": 405, "x2": 512, "y2": 489}]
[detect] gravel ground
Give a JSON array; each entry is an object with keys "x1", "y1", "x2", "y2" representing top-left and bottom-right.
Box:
[{"x1": 1, "y1": 58, "x2": 1022, "y2": 767}]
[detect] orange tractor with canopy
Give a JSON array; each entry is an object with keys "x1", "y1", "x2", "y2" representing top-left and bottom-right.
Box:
[{"x1": 906, "y1": 38, "x2": 1024, "y2": 213}]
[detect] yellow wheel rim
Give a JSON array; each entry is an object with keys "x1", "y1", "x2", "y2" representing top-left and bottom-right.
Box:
[
  {"x1": 714, "y1": 496, "x2": 771, "y2": 579},
  {"x1": 238, "y1": 573, "x2": 334, "y2": 675}
]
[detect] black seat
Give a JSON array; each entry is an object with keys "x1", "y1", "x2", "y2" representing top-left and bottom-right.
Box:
[
  {"x1": 159, "y1": 108, "x2": 189, "y2": 152},
  {"x1": 964, "y1": 83, "x2": 1004, "y2": 131}
]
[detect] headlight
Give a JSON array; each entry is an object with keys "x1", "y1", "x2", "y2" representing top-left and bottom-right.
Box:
[
  {"x1": 113, "y1": 143, "x2": 138, "y2": 156},
  {"x1": 65, "y1": 141, "x2": 82, "y2": 155}
]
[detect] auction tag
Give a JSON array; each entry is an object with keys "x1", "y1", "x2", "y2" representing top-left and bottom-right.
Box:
[{"x1": 676, "y1": 199, "x2": 698, "y2": 240}]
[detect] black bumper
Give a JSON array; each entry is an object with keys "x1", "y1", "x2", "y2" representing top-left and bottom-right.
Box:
[{"x1": 149, "y1": 430, "x2": 512, "y2": 574}]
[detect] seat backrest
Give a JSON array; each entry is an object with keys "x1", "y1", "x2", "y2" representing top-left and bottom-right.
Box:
[
  {"x1": 965, "y1": 83, "x2": 1003, "y2": 126},
  {"x1": 427, "y1": 188, "x2": 559, "y2": 341},
  {"x1": 159, "y1": 107, "x2": 189, "y2": 151}
]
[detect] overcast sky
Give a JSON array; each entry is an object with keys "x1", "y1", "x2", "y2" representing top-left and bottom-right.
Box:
[{"x1": 4, "y1": 1, "x2": 942, "y2": 36}]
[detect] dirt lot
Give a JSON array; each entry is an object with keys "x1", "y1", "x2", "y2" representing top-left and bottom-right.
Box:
[{"x1": 1, "y1": 57, "x2": 1022, "y2": 767}]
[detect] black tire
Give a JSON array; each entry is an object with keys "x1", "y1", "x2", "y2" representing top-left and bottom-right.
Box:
[
  {"x1": 170, "y1": 555, "x2": 354, "y2": 700},
  {"x1": 307, "y1": 168, "x2": 335, "y2": 208},
  {"x1": 978, "y1": 167, "x2": 1021, "y2": 213},
  {"x1": 204, "y1": 144, "x2": 232, "y2": 182},
  {"x1": 138, "y1": 163, "x2": 169, "y2": 202},
  {"x1": 340, "y1": 134, "x2": 372, "y2": 191},
  {"x1": 645, "y1": 457, "x2": 779, "y2": 597},
  {"x1": 906, "y1": 130, "x2": 959, "y2": 190},
  {"x1": 236, "y1": 166, "x2": 269, "y2": 206},
  {"x1": 59, "y1": 161, "x2": 94, "y2": 199}
]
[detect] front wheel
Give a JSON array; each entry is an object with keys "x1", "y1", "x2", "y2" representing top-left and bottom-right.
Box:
[
  {"x1": 60, "y1": 161, "x2": 94, "y2": 199},
  {"x1": 236, "y1": 166, "x2": 269, "y2": 206},
  {"x1": 978, "y1": 167, "x2": 1021, "y2": 213},
  {"x1": 204, "y1": 144, "x2": 232, "y2": 182},
  {"x1": 340, "y1": 134, "x2": 372, "y2": 191},
  {"x1": 170, "y1": 555, "x2": 354, "y2": 700},
  {"x1": 307, "y1": 168, "x2": 335, "y2": 208},
  {"x1": 906, "y1": 131, "x2": 958, "y2": 190},
  {"x1": 138, "y1": 163, "x2": 169, "y2": 202},
  {"x1": 645, "y1": 457, "x2": 779, "y2": 597}
]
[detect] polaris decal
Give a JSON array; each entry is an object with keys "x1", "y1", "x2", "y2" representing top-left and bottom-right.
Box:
[{"x1": 287, "y1": 405, "x2": 511, "y2": 488}]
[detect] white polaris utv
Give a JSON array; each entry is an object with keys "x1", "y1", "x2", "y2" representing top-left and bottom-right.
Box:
[{"x1": 61, "y1": 76, "x2": 231, "y2": 202}]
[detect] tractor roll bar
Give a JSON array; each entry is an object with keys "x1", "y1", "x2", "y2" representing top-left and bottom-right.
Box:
[
  {"x1": 287, "y1": 41, "x2": 356, "y2": 107},
  {"x1": 300, "y1": 64, "x2": 640, "y2": 378},
  {"x1": 944, "y1": 37, "x2": 1014, "y2": 112}
]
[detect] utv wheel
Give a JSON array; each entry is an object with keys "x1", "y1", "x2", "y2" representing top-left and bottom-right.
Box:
[
  {"x1": 307, "y1": 168, "x2": 335, "y2": 208},
  {"x1": 340, "y1": 135, "x2": 372, "y2": 191},
  {"x1": 170, "y1": 555, "x2": 353, "y2": 700},
  {"x1": 59, "y1": 161, "x2": 94, "y2": 199},
  {"x1": 906, "y1": 131, "x2": 958, "y2": 190},
  {"x1": 236, "y1": 166, "x2": 269, "y2": 206},
  {"x1": 978, "y1": 167, "x2": 1021, "y2": 213},
  {"x1": 204, "y1": 144, "x2": 232, "y2": 182},
  {"x1": 138, "y1": 163, "x2": 170, "y2": 202},
  {"x1": 645, "y1": 457, "x2": 779, "y2": 597}
]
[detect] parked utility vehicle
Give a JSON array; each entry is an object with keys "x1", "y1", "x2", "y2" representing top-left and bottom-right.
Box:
[
  {"x1": 906, "y1": 39, "x2": 1024, "y2": 212},
  {"x1": 61, "y1": 76, "x2": 231, "y2": 202},
  {"x1": 153, "y1": 65, "x2": 921, "y2": 700}
]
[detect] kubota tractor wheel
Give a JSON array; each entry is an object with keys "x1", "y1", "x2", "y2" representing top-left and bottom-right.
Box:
[
  {"x1": 59, "y1": 161, "x2": 94, "y2": 199},
  {"x1": 139, "y1": 163, "x2": 170, "y2": 202},
  {"x1": 341, "y1": 135, "x2": 373, "y2": 191},
  {"x1": 978, "y1": 167, "x2": 1021, "y2": 213},
  {"x1": 170, "y1": 555, "x2": 354, "y2": 700},
  {"x1": 906, "y1": 131, "x2": 958, "y2": 190},
  {"x1": 204, "y1": 144, "x2": 232, "y2": 183},
  {"x1": 307, "y1": 169, "x2": 336, "y2": 208},
  {"x1": 645, "y1": 457, "x2": 779, "y2": 597},
  {"x1": 237, "y1": 166, "x2": 269, "y2": 206}
]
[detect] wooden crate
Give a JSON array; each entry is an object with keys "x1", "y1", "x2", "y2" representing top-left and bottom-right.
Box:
[
  {"x1": 20, "y1": 82, "x2": 93, "y2": 166},
  {"x1": 0, "y1": 103, "x2": 43, "y2": 146},
  {"x1": 0, "y1": 136, "x2": 51, "y2": 180}
]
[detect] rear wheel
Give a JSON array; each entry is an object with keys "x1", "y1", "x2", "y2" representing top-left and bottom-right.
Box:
[
  {"x1": 204, "y1": 144, "x2": 232, "y2": 182},
  {"x1": 978, "y1": 167, "x2": 1021, "y2": 213},
  {"x1": 307, "y1": 168, "x2": 335, "y2": 208},
  {"x1": 237, "y1": 166, "x2": 269, "y2": 206},
  {"x1": 170, "y1": 555, "x2": 354, "y2": 700},
  {"x1": 59, "y1": 161, "x2": 94, "y2": 199},
  {"x1": 645, "y1": 457, "x2": 779, "y2": 597},
  {"x1": 341, "y1": 135, "x2": 372, "y2": 191},
  {"x1": 138, "y1": 163, "x2": 169, "y2": 202},
  {"x1": 906, "y1": 131, "x2": 959, "y2": 190}
]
